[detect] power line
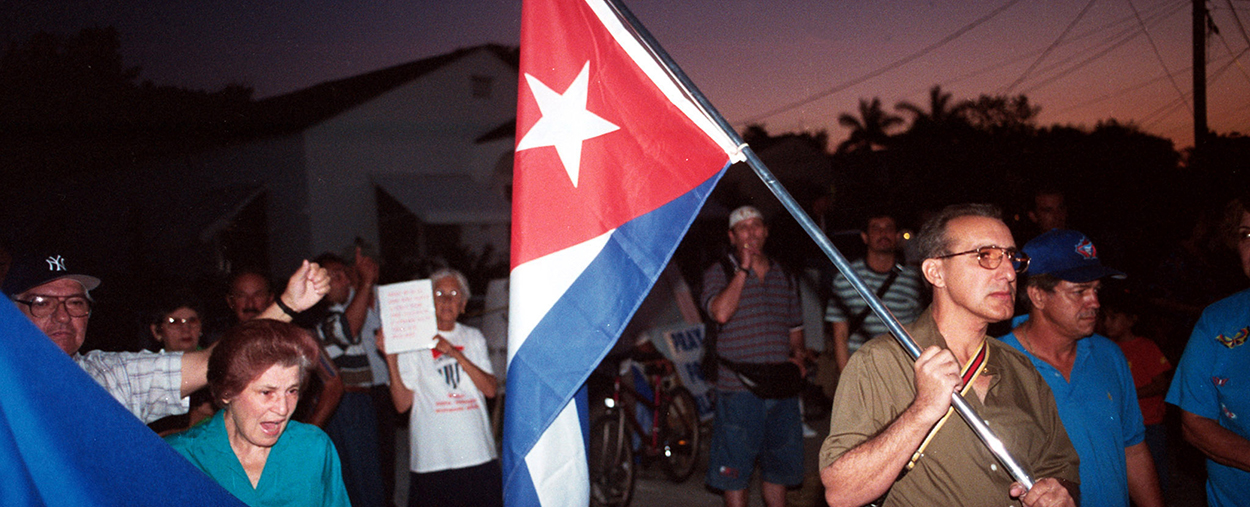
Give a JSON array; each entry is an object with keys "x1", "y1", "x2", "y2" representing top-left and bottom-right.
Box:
[
  {"x1": 1213, "y1": 16, "x2": 1250, "y2": 85},
  {"x1": 1126, "y1": 0, "x2": 1192, "y2": 114},
  {"x1": 899, "y1": 0, "x2": 1180, "y2": 97},
  {"x1": 1224, "y1": 0, "x2": 1250, "y2": 55},
  {"x1": 1019, "y1": 25, "x2": 1150, "y2": 94},
  {"x1": 736, "y1": 0, "x2": 1026, "y2": 126},
  {"x1": 1054, "y1": 47, "x2": 1240, "y2": 117},
  {"x1": 1051, "y1": 67, "x2": 1184, "y2": 114},
  {"x1": 1141, "y1": 48, "x2": 1247, "y2": 129},
  {"x1": 1022, "y1": 0, "x2": 1185, "y2": 83},
  {"x1": 1002, "y1": 0, "x2": 1100, "y2": 93}
]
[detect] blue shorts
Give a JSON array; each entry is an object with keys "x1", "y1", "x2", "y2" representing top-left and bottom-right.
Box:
[{"x1": 704, "y1": 390, "x2": 803, "y2": 491}]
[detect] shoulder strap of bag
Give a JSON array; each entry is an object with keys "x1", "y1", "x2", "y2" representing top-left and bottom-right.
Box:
[
  {"x1": 699, "y1": 256, "x2": 738, "y2": 382},
  {"x1": 844, "y1": 264, "x2": 902, "y2": 338},
  {"x1": 906, "y1": 340, "x2": 989, "y2": 470}
]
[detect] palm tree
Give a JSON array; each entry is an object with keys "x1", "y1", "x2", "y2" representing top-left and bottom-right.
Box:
[
  {"x1": 836, "y1": 97, "x2": 903, "y2": 154},
  {"x1": 895, "y1": 85, "x2": 963, "y2": 131}
]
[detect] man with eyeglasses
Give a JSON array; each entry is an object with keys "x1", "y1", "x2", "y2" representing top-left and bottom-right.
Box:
[
  {"x1": 3, "y1": 249, "x2": 329, "y2": 424},
  {"x1": 820, "y1": 203, "x2": 1079, "y2": 507},
  {"x1": 1001, "y1": 229, "x2": 1163, "y2": 507}
]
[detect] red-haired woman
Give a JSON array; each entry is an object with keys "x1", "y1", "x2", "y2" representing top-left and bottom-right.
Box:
[{"x1": 165, "y1": 319, "x2": 349, "y2": 507}]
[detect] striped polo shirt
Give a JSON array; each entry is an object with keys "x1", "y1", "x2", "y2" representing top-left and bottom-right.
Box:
[
  {"x1": 702, "y1": 257, "x2": 802, "y2": 392},
  {"x1": 824, "y1": 258, "x2": 924, "y2": 356}
]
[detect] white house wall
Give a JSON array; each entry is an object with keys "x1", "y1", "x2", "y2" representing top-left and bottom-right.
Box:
[{"x1": 302, "y1": 47, "x2": 518, "y2": 259}]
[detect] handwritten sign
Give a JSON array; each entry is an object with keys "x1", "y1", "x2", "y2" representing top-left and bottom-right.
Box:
[{"x1": 376, "y1": 279, "x2": 438, "y2": 354}]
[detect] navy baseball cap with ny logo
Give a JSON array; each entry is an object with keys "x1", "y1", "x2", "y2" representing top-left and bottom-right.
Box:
[{"x1": 3, "y1": 250, "x2": 101, "y2": 297}]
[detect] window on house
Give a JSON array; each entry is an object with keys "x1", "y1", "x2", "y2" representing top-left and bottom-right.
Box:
[{"x1": 471, "y1": 75, "x2": 493, "y2": 99}]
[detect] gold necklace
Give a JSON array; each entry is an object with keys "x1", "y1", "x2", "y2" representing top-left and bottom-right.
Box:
[{"x1": 1017, "y1": 326, "x2": 1034, "y2": 356}]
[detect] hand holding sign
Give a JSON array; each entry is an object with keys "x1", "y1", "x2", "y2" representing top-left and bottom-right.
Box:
[{"x1": 376, "y1": 279, "x2": 438, "y2": 354}]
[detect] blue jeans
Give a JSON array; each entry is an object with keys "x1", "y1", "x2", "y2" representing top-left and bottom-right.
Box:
[
  {"x1": 705, "y1": 390, "x2": 803, "y2": 491},
  {"x1": 326, "y1": 390, "x2": 385, "y2": 507}
]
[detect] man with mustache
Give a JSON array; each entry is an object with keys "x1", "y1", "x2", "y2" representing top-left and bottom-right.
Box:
[
  {"x1": 825, "y1": 210, "x2": 924, "y2": 377},
  {"x1": 820, "y1": 203, "x2": 1078, "y2": 507},
  {"x1": 1001, "y1": 229, "x2": 1163, "y2": 507},
  {"x1": 226, "y1": 270, "x2": 275, "y2": 322}
]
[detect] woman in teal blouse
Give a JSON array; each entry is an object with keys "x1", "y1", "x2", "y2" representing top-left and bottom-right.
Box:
[{"x1": 166, "y1": 319, "x2": 349, "y2": 507}]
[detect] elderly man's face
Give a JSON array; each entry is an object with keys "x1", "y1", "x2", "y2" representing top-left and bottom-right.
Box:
[
  {"x1": 433, "y1": 275, "x2": 466, "y2": 332},
  {"x1": 227, "y1": 273, "x2": 273, "y2": 322},
  {"x1": 927, "y1": 216, "x2": 1019, "y2": 324},
  {"x1": 17, "y1": 278, "x2": 90, "y2": 355}
]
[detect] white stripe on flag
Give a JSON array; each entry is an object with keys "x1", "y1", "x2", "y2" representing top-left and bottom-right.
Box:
[
  {"x1": 507, "y1": 230, "x2": 613, "y2": 363},
  {"x1": 527, "y1": 401, "x2": 588, "y2": 507}
]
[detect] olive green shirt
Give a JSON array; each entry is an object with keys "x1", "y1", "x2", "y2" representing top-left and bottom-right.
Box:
[{"x1": 820, "y1": 308, "x2": 1079, "y2": 507}]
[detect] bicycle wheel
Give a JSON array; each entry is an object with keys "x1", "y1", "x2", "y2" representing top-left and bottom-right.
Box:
[
  {"x1": 658, "y1": 386, "x2": 701, "y2": 482},
  {"x1": 589, "y1": 413, "x2": 635, "y2": 507}
]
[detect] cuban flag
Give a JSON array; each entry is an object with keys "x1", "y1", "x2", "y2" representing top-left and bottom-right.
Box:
[
  {"x1": 503, "y1": 0, "x2": 744, "y2": 505},
  {"x1": 0, "y1": 300, "x2": 245, "y2": 506}
]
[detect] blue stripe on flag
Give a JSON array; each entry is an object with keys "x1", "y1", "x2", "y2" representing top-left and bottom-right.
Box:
[
  {"x1": 503, "y1": 169, "x2": 724, "y2": 504},
  {"x1": 0, "y1": 300, "x2": 246, "y2": 506}
]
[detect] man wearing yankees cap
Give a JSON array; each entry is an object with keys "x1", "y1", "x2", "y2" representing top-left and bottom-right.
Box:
[{"x1": 4, "y1": 247, "x2": 329, "y2": 424}]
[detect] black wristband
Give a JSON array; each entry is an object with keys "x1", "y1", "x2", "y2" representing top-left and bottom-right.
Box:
[
  {"x1": 737, "y1": 265, "x2": 750, "y2": 274},
  {"x1": 275, "y1": 297, "x2": 300, "y2": 317}
]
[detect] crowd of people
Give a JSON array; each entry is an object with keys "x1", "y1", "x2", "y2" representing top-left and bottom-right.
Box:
[
  {"x1": 698, "y1": 191, "x2": 1249, "y2": 507},
  {"x1": 3, "y1": 187, "x2": 1248, "y2": 507},
  {"x1": 1, "y1": 241, "x2": 499, "y2": 507}
]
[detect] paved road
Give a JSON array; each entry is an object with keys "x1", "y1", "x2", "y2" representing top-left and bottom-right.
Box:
[{"x1": 630, "y1": 418, "x2": 829, "y2": 507}]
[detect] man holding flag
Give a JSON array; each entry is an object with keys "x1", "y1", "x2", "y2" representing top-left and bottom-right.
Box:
[
  {"x1": 819, "y1": 204, "x2": 1080, "y2": 507},
  {"x1": 505, "y1": 0, "x2": 742, "y2": 506}
]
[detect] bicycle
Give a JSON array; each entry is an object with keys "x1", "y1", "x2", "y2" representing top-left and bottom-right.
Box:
[{"x1": 589, "y1": 349, "x2": 702, "y2": 507}]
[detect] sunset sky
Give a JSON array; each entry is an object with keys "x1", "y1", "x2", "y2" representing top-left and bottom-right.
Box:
[{"x1": 3, "y1": 0, "x2": 1248, "y2": 149}]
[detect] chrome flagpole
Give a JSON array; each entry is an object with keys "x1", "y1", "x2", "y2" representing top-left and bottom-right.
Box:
[{"x1": 604, "y1": 0, "x2": 1036, "y2": 490}]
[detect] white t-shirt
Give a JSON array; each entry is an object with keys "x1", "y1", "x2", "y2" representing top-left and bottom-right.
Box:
[{"x1": 396, "y1": 323, "x2": 496, "y2": 473}]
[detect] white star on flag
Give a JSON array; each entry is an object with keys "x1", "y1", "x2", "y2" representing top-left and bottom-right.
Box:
[{"x1": 515, "y1": 62, "x2": 619, "y2": 187}]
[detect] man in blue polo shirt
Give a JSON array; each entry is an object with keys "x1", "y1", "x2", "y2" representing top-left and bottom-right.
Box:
[
  {"x1": 1001, "y1": 229, "x2": 1163, "y2": 507},
  {"x1": 1166, "y1": 196, "x2": 1250, "y2": 507}
]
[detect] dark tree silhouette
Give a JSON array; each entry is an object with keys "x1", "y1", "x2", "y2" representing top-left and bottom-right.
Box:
[
  {"x1": 959, "y1": 94, "x2": 1040, "y2": 133},
  {"x1": 836, "y1": 97, "x2": 903, "y2": 154},
  {"x1": 895, "y1": 85, "x2": 965, "y2": 131},
  {"x1": 0, "y1": 27, "x2": 255, "y2": 184}
]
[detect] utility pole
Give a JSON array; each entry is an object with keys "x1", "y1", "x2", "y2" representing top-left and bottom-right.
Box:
[{"x1": 1193, "y1": 0, "x2": 1208, "y2": 149}]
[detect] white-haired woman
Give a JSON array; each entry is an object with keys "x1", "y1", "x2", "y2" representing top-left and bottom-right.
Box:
[{"x1": 379, "y1": 268, "x2": 500, "y2": 507}]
